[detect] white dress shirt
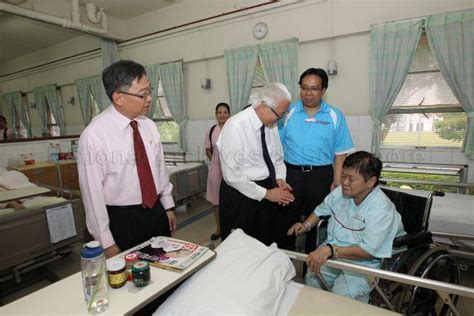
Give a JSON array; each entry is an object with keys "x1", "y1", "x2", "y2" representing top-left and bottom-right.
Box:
[
  {"x1": 78, "y1": 105, "x2": 174, "y2": 249},
  {"x1": 216, "y1": 107, "x2": 286, "y2": 201}
]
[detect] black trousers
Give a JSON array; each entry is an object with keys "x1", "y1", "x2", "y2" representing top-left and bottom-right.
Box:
[
  {"x1": 285, "y1": 164, "x2": 333, "y2": 253},
  {"x1": 106, "y1": 201, "x2": 170, "y2": 251},
  {"x1": 219, "y1": 178, "x2": 294, "y2": 249}
]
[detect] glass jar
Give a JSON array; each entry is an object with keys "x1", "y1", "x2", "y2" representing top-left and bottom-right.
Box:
[
  {"x1": 132, "y1": 261, "x2": 151, "y2": 287},
  {"x1": 106, "y1": 258, "x2": 127, "y2": 289},
  {"x1": 124, "y1": 253, "x2": 138, "y2": 282}
]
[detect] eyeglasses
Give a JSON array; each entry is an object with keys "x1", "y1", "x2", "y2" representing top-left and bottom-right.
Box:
[
  {"x1": 265, "y1": 104, "x2": 288, "y2": 120},
  {"x1": 300, "y1": 85, "x2": 323, "y2": 94},
  {"x1": 118, "y1": 87, "x2": 154, "y2": 99}
]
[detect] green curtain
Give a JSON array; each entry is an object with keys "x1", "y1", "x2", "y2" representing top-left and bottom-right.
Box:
[
  {"x1": 224, "y1": 45, "x2": 258, "y2": 114},
  {"x1": 33, "y1": 84, "x2": 66, "y2": 136},
  {"x1": 33, "y1": 86, "x2": 50, "y2": 135},
  {"x1": 75, "y1": 78, "x2": 93, "y2": 125},
  {"x1": 258, "y1": 38, "x2": 299, "y2": 102},
  {"x1": 2, "y1": 93, "x2": 17, "y2": 136},
  {"x1": 101, "y1": 39, "x2": 120, "y2": 69},
  {"x1": 75, "y1": 75, "x2": 109, "y2": 125},
  {"x1": 145, "y1": 64, "x2": 160, "y2": 118},
  {"x1": 426, "y1": 9, "x2": 474, "y2": 159},
  {"x1": 3, "y1": 91, "x2": 32, "y2": 137},
  {"x1": 369, "y1": 19, "x2": 423, "y2": 156},
  {"x1": 89, "y1": 76, "x2": 109, "y2": 112},
  {"x1": 158, "y1": 61, "x2": 187, "y2": 150}
]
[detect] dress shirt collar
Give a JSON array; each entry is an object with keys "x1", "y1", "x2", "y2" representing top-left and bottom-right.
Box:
[
  {"x1": 295, "y1": 99, "x2": 330, "y2": 114},
  {"x1": 246, "y1": 107, "x2": 264, "y2": 131},
  {"x1": 109, "y1": 105, "x2": 147, "y2": 130}
]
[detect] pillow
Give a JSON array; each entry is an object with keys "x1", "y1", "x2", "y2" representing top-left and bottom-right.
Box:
[
  {"x1": 154, "y1": 229, "x2": 295, "y2": 316},
  {"x1": 0, "y1": 170, "x2": 36, "y2": 189}
]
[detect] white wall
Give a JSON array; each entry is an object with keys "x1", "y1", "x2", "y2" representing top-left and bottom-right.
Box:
[{"x1": 0, "y1": 0, "x2": 473, "y2": 179}]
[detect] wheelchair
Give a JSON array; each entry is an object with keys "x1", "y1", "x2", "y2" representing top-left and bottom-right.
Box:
[{"x1": 314, "y1": 187, "x2": 461, "y2": 316}]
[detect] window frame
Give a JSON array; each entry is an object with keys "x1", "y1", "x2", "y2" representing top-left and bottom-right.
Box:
[
  {"x1": 380, "y1": 35, "x2": 466, "y2": 151},
  {"x1": 151, "y1": 80, "x2": 179, "y2": 144}
]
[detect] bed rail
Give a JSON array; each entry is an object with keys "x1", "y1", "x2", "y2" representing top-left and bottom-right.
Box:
[
  {"x1": 283, "y1": 250, "x2": 474, "y2": 315},
  {"x1": 164, "y1": 151, "x2": 186, "y2": 165}
]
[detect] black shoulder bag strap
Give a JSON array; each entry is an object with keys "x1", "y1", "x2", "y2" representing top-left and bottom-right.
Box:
[{"x1": 209, "y1": 124, "x2": 217, "y2": 154}]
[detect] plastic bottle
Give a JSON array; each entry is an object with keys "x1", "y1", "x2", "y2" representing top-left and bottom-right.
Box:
[
  {"x1": 49, "y1": 143, "x2": 59, "y2": 162},
  {"x1": 80, "y1": 241, "x2": 109, "y2": 314}
]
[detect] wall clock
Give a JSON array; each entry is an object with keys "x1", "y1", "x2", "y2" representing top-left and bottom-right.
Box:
[{"x1": 253, "y1": 22, "x2": 268, "y2": 40}]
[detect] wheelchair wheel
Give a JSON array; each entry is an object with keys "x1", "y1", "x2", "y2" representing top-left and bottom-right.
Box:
[
  {"x1": 370, "y1": 245, "x2": 429, "y2": 311},
  {"x1": 397, "y1": 247, "x2": 460, "y2": 315}
]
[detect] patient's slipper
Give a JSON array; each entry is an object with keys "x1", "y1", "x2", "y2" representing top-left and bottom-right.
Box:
[{"x1": 210, "y1": 233, "x2": 221, "y2": 241}]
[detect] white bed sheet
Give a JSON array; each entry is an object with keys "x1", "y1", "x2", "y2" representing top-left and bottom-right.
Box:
[
  {"x1": 167, "y1": 162, "x2": 203, "y2": 173},
  {"x1": 277, "y1": 281, "x2": 304, "y2": 316}
]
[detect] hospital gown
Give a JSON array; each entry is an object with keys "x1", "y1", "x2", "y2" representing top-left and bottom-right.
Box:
[{"x1": 305, "y1": 186, "x2": 405, "y2": 302}]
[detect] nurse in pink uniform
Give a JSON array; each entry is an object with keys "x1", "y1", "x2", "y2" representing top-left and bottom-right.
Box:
[{"x1": 204, "y1": 103, "x2": 230, "y2": 240}]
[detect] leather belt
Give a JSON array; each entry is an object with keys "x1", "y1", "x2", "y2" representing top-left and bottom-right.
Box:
[{"x1": 285, "y1": 162, "x2": 331, "y2": 173}]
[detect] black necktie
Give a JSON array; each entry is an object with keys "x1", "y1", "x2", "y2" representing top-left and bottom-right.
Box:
[{"x1": 260, "y1": 125, "x2": 277, "y2": 188}]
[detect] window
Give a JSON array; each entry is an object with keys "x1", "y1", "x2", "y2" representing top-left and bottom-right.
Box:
[
  {"x1": 47, "y1": 105, "x2": 61, "y2": 137},
  {"x1": 90, "y1": 92, "x2": 101, "y2": 119},
  {"x1": 248, "y1": 58, "x2": 268, "y2": 106},
  {"x1": 151, "y1": 80, "x2": 179, "y2": 143},
  {"x1": 381, "y1": 35, "x2": 467, "y2": 148},
  {"x1": 45, "y1": 90, "x2": 64, "y2": 137}
]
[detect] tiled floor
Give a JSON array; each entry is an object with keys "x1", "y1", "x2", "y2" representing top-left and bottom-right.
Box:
[{"x1": 2, "y1": 197, "x2": 473, "y2": 315}]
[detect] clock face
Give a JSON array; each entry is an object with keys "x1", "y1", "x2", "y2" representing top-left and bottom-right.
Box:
[{"x1": 253, "y1": 22, "x2": 268, "y2": 40}]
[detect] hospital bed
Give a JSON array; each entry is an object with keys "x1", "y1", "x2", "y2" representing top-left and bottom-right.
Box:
[
  {"x1": 165, "y1": 152, "x2": 208, "y2": 205},
  {"x1": 154, "y1": 229, "x2": 398, "y2": 316},
  {"x1": 0, "y1": 188, "x2": 86, "y2": 301},
  {"x1": 154, "y1": 229, "x2": 474, "y2": 316}
]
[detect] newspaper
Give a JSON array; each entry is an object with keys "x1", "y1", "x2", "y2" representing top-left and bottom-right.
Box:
[{"x1": 128, "y1": 237, "x2": 209, "y2": 271}]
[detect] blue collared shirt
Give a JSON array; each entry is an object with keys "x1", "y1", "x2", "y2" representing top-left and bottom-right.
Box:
[
  {"x1": 279, "y1": 100, "x2": 354, "y2": 166},
  {"x1": 314, "y1": 186, "x2": 406, "y2": 268}
]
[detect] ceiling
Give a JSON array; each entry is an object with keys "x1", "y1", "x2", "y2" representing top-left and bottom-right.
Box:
[{"x1": 0, "y1": 0, "x2": 181, "y2": 64}]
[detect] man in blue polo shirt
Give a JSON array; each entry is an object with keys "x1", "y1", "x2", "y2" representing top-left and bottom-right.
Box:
[{"x1": 277, "y1": 68, "x2": 354, "y2": 252}]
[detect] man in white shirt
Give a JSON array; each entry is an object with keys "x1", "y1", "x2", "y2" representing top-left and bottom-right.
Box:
[
  {"x1": 78, "y1": 60, "x2": 176, "y2": 258},
  {"x1": 216, "y1": 83, "x2": 295, "y2": 247}
]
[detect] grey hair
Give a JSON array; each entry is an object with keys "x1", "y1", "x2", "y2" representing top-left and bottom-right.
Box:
[{"x1": 250, "y1": 82, "x2": 291, "y2": 109}]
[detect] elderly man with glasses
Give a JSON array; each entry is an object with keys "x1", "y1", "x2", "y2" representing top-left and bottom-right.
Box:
[
  {"x1": 288, "y1": 151, "x2": 405, "y2": 303},
  {"x1": 278, "y1": 68, "x2": 354, "y2": 253},
  {"x1": 78, "y1": 60, "x2": 176, "y2": 258},
  {"x1": 216, "y1": 82, "x2": 295, "y2": 246}
]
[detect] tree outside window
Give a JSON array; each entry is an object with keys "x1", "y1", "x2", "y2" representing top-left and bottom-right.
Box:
[
  {"x1": 381, "y1": 35, "x2": 467, "y2": 148},
  {"x1": 151, "y1": 80, "x2": 179, "y2": 144}
]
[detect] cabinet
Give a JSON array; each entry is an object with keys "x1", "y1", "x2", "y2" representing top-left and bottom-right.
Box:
[
  {"x1": 10, "y1": 161, "x2": 79, "y2": 191},
  {"x1": 58, "y1": 162, "x2": 80, "y2": 190}
]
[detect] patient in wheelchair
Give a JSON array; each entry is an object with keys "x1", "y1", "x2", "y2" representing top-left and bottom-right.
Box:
[{"x1": 287, "y1": 151, "x2": 405, "y2": 303}]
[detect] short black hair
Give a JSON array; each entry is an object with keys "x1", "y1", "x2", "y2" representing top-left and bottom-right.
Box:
[
  {"x1": 343, "y1": 151, "x2": 382, "y2": 184},
  {"x1": 102, "y1": 60, "x2": 147, "y2": 102},
  {"x1": 298, "y1": 68, "x2": 329, "y2": 89},
  {"x1": 215, "y1": 102, "x2": 230, "y2": 113}
]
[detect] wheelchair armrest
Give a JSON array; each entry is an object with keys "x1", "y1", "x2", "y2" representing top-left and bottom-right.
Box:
[
  {"x1": 393, "y1": 231, "x2": 432, "y2": 248},
  {"x1": 317, "y1": 215, "x2": 330, "y2": 228}
]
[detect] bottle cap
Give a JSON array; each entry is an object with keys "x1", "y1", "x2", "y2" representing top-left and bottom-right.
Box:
[
  {"x1": 132, "y1": 261, "x2": 149, "y2": 272},
  {"x1": 125, "y1": 253, "x2": 138, "y2": 262},
  {"x1": 106, "y1": 258, "x2": 126, "y2": 272},
  {"x1": 81, "y1": 241, "x2": 104, "y2": 259}
]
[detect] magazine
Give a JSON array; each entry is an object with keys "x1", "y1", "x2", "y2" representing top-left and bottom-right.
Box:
[{"x1": 127, "y1": 237, "x2": 209, "y2": 271}]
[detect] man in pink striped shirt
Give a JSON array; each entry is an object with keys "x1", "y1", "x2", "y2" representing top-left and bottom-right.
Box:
[{"x1": 78, "y1": 60, "x2": 176, "y2": 258}]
